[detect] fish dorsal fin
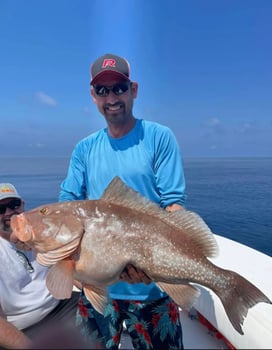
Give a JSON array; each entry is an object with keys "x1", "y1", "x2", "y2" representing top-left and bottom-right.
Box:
[
  {"x1": 83, "y1": 285, "x2": 108, "y2": 315},
  {"x1": 46, "y1": 258, "x2": 75, "y2": 299},
  {"x1": 102, "y1": 177, "x2": 218, "y2": 258},
  {"x1": 156, "y1": 282, "x2": 200, "y2": 310},
  {"x1": 166, "y1": 210, "x2": 219, "y2": 258},
  {"x1": 102, "y1": 177, "x2": 161, "y2": 213}
]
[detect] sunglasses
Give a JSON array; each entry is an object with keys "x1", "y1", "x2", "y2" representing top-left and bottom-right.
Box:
[
  {"x1": 0, "y1": 198, "x2": 22, "y2": 214},
  {"x1": 93, "y1": 82, "x2": 130, "y2": 97}
]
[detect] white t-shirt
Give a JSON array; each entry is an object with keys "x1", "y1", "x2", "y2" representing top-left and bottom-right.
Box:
[{"x1": 0, "y1": 237, "x2": 59, "y2": 329}]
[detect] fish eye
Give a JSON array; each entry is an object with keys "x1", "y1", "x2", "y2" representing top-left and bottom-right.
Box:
[{"x1": 40, "y1": 207, "x2": 49, "y2": 215}]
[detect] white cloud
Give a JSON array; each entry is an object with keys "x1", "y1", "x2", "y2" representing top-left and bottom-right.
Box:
[
  {"x1": 240, "y1": 123, "x2": 253, "y2": 133},
  {"x1": 35, "y1": 91, "x2": 57, "y2": 106},
  {"x1": 207, "y1": 118, "x2": 220, "y2": 126},
  {"x1": 27, "y1": 142, "x2": 46, "y2": 148}
]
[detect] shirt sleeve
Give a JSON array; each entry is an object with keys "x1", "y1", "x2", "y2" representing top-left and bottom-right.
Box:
[
  {"x1": 58, "y1": 142, "x2": 87, "y2": 202},
  {"x1": 153, "y1": 126, "x2": 187, "y2": 208}
]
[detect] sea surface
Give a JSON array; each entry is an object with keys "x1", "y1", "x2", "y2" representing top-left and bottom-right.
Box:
[{"x1": 0, "y1": 156, "x2": 271, "y2": 256}]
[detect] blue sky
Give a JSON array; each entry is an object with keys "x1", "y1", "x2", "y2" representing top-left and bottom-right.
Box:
[{"x1": 0, "y1": 0, "x2": 271, "y2": 158}]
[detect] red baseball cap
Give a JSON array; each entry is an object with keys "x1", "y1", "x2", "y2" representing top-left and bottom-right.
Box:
[{"x1": 90, "y1": 53, "x2": 130, "y2": 85}]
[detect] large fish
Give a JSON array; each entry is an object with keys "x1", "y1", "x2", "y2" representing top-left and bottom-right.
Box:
[{"x1": 10, "y1": 177, "x2": 271, "y2": 335}]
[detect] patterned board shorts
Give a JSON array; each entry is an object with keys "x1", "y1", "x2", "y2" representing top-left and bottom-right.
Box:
[{"x1": 76, "y1": 292, "x2": 184, "y2": 350}]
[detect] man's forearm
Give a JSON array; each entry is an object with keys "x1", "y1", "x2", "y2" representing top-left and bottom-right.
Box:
[{"x1": 0, "y1": 317, "x2": 31, "y2": 349}]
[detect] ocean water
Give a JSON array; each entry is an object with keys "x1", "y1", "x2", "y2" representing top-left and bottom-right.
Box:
[
  {"x1": 1, "y1": 156, "x2": 271, "y2": 257},
  {"x1": 184, "y1": 157, "x2": 272, "y2": 257}
]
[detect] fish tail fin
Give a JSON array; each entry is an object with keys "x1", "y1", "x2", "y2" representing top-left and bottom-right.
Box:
[{"x1": 219, "y1": 270, "x2": 271, "y2": 335}]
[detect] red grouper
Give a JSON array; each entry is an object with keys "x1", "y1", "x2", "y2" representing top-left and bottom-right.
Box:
[{"x1": 10, "y1": 176, "x2": 271, "y2": 335}]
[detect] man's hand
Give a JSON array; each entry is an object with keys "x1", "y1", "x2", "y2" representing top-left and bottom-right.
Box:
[
  {"x1": 120, "y1": 264, "x2": 152, "y2": 284},
  {"x1": 165, "y1": 203, "x2": 184, "y2": 212}
]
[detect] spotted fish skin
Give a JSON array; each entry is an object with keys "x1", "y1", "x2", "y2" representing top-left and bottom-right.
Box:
[{"x1": 10, "y1": 177, "x2": 272, "y2": 335}]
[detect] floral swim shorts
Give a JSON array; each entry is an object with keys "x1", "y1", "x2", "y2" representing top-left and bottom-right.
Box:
[{"x1": 77, "y1": 292, "x2": 184, "y2": 350}]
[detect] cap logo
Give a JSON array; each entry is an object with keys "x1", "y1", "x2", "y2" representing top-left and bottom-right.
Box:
[
  {"x1": 102, "y1": 59, "x2": 116, "y2": 68},
  {"x1": 0, "y1": 186, "x2": 16, "y2": 194}
]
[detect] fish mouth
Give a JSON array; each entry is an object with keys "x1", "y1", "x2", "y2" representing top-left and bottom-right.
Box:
[{"x1": 10, "y1": 213, "x2": 33, "y2": 242}]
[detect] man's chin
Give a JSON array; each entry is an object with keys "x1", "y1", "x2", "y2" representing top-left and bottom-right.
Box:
[{"x1": 0, "y1": 229, "x2": 11, "y2": 241}]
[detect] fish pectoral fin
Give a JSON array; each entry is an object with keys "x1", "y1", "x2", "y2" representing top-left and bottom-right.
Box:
[
  {"x1": 83, "y1": 285, "x2": 108, "y2": 315},
  {"x1": 156, "y1": 282, "x2": 200, "y2": 310},
  {"x1": 46, "y1": 258, "x2": 75, "y2": 299}
]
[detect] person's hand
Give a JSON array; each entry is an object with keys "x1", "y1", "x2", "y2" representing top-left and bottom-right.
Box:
[{"x1": 120, "y1": 264, "x2": 152, "y2": 284}]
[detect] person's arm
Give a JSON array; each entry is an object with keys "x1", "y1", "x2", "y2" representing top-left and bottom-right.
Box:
[
  {"x1": 59, "y1": 143, "x2": 87, "y2": 202},
  {"x1": 0, "y1": 316, "x2": 31, "y2": 349}
]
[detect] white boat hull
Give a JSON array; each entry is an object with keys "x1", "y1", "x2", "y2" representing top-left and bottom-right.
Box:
[
  {"x1": 193, "y1": 234, "x2": 272, "y2": 349},
  {"x1": 120, "y1": 234, "x2": 272, "y2": 349}
]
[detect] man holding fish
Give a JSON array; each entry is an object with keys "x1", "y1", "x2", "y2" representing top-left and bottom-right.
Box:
[
  {"x1": 59, "y1": 53, "x2": 187, "y2": 349},
  {"x1": 0, "y1": 183, "x2": 80, "y2": 349},
  {"x1": 8, "y1": 54, "x2": 272, "y2": 349}
]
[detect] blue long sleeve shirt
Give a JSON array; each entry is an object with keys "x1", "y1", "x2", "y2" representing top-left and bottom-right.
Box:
[{"x1": 59, "y1": 118, "x2": 186, "y2": 300}]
